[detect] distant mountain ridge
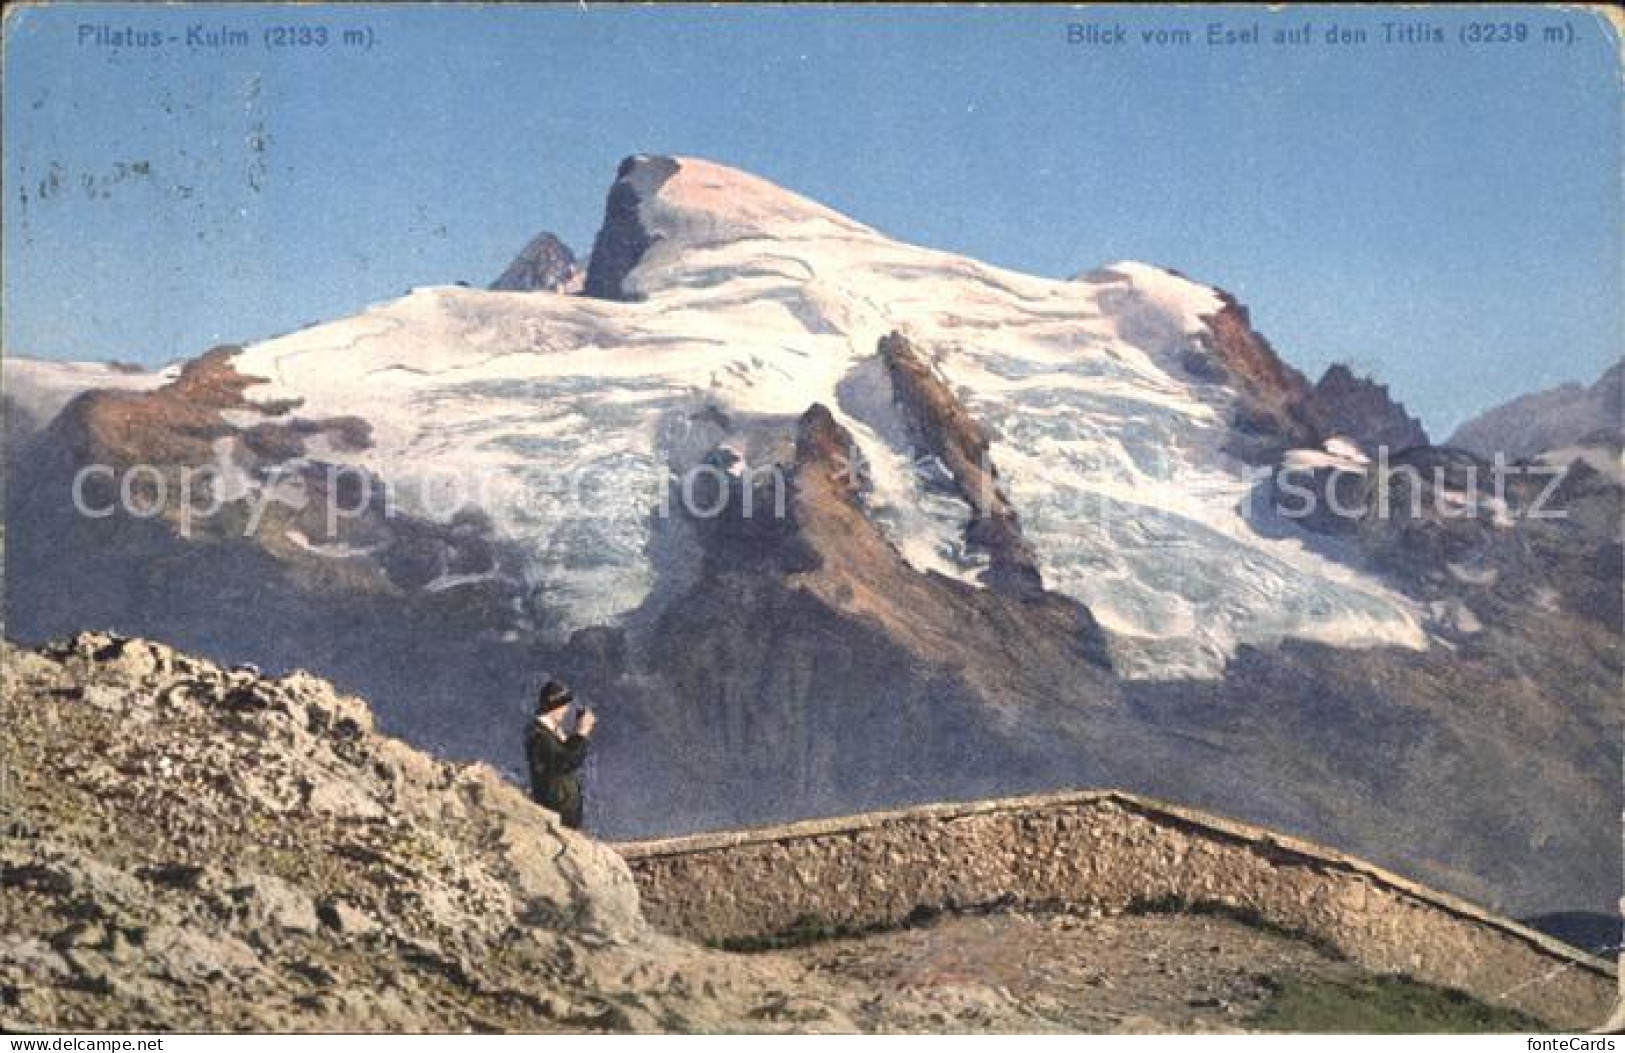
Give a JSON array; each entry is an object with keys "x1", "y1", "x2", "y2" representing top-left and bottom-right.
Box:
[{"x1": 1449, "y1": 361, "x2": 1623, "y2": 460}]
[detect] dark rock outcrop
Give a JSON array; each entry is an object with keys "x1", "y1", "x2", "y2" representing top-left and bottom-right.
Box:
[
  {"x1": 582, "y1": 155, "x2": 680, "y2": 301},
  {"x1": 1312, "y1": 364, "x2": 1428, "y2": 455},
  {"x1": 2, "y1": 390, "x2": 45, "y2": 461},
  {"x1": 490, "y1": 232, "x2": 580, "y2": 293},
  {"x1": 1189, "y1": 291, "x2": 1325, "y2": 463},
  {"x1": 878, "y1": 331, "x2": 1044, "y2": 596},
  {"x1": 1269, "y1": 439, "x2": 1622, "y2": 632}
]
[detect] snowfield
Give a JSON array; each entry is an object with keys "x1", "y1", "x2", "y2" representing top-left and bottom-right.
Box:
[{"x1": 190, "y1": 157, "x2": 1423, "y2": 674}]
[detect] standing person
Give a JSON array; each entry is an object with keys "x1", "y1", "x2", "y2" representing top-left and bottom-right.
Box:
[{"x1": 525, "y1": 680, "x2": 597, "y2": 830}]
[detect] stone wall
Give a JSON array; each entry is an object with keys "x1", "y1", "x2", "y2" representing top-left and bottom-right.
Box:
[{"x1": 615, "y1": 789, "x2": 1618, "y2": 1030}]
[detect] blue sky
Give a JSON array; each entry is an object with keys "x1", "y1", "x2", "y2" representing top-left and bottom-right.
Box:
[{"x1": 4, "y1": 4, "x2": 1620, "y2": 434}]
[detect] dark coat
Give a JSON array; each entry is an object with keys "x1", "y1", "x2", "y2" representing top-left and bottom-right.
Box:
[{"x1": 526, "y1": 720, "x2": 588, "y2": 829}]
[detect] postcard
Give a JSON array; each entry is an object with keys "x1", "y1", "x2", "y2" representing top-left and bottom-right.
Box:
[{"x1": 3, "y1": 2, "x2": 1621, "y2": 1038}]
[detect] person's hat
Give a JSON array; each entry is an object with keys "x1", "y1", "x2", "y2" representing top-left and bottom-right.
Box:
[{"x1": 536, "y1": 680, "x2": 574, "y2": 712}]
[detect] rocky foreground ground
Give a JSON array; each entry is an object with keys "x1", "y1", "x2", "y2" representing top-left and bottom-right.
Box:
[{"x1": 0, "y1": 634, "x2": 1547, "y2": 1032}]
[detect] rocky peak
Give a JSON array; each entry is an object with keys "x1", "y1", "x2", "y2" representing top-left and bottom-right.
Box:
[
  {"x1": 581, "y1": 155, "x2": 680, "y2": 301},
  {"x1": 490, "y1": 232, "x2": 580, "y2": 293},
  {"x1": 1312, "y1": 363, "x2": 1429, "y2": 455},
  {"x1": 581, "y1": 154, "x2": 874, "y2": 300},
  {"x1": 794, "y1": 402, "x2": 856, "y2": 476},
  {"x1": 1178, "y1": 287, "x2": 1324, "y2": 463}
]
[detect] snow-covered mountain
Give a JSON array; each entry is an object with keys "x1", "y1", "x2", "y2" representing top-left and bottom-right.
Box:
[
  {"x1": 187, "y1": 155, "x2": 1421, "y2": 678},
  {"x1": 4, "y1": 156, "x2": 1618, "y2": 919}
]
